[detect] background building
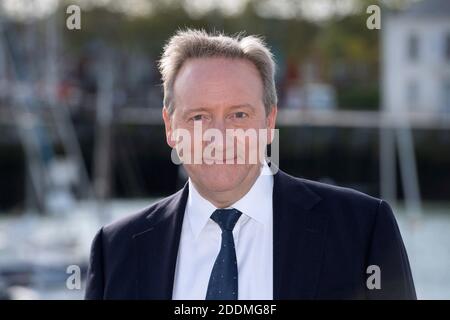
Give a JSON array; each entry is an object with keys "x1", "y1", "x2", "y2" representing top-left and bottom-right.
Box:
[{"x1": 383, "y1": 0, "x2": 450, "y2": 113}]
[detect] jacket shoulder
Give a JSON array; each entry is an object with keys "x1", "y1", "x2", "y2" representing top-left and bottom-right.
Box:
[
  {"x1": 101, "y1": 187, "x2": 185, "y2": 241},
  {"x1": 298, "y1": 176, "x2": 381, "y2": 207},
  {"x1": 277, "y1": 170, "x2": 384, "y2": 222}
]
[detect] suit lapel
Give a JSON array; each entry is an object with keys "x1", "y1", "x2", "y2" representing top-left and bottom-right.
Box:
[
  {"x1": 273, "y1": 170, "x2": 328, "y2": 299},
  {"x1": 132, "y1": 183, "x2": 189, "y2": 299},
  {"x1": 130, "y1": 169, "x2": 328, "y2": 300}
]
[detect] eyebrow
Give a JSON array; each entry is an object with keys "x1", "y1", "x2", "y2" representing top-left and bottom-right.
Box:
[
  {"x1": 183, "y1": 107, "x2": 211, "y2": 114},
  {"x1": 228, "y1": 103, "x2": 255, "y2": 111},
  {"x1": 182, "y1": 103, "x2": 255, "y2": 116}
]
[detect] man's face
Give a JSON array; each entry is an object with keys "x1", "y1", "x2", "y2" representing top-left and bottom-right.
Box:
[{"x1": 163, "y1": 57, "x2": 277, "y2": 194}]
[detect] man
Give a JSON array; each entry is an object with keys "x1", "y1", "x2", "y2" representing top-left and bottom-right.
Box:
[{"x1": 85, "y1": 29, "x2": 416, "y2": 300}]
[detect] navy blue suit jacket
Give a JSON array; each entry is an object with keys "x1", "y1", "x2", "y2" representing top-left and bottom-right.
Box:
[{"x1": 85, "y1": 169, "x2": 416, "y2": 299}]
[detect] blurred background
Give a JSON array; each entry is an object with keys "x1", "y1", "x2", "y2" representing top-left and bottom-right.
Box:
[{"x1": 0, "y1": 0, "x2": 449, "y2": 299}]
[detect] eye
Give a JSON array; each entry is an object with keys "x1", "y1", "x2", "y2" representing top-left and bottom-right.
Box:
[
  {"x1": 233, "y1": 112, "x2": 249, "y2": 119},
  {"x1": 190, "y1": 114, "x2": 204, "y2": 121}
]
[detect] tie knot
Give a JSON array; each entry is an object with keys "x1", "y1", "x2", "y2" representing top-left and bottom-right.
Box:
[{"x1": 210, "y1": 208, "x2": 242, "y2": 231}]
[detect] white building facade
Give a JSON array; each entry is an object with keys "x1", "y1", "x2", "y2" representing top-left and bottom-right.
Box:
[{"x1": 382, "y1": 0, "x2": 450, "y2": 113}]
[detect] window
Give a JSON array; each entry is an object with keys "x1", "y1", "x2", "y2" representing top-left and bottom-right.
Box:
[
  {"x1": 445, "y1": 33, "x2": 450, "y2": 61},
  {"x1": 406, "y1": 80, "x2": 419, "y2": 110},
  {"x1": 408, "y1": 34, "x2": 419, "y2": 61}
]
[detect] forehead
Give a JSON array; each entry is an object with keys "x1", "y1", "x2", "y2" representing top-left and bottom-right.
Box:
[{"x1": 173, "y1": 57, "x2": 264, "y2": 110}]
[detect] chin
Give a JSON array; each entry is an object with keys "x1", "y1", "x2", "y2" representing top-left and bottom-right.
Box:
[{"x1": 186, "y1": 163, "x2": 252, "y2": 193}]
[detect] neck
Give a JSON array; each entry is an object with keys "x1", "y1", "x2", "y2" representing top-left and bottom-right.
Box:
[{"x1": 191, "y1": 165, "x2": 262, "y2": 208}]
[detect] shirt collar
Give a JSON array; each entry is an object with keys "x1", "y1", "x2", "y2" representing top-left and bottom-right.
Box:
[
  {"x1": 186, "y1": 178, "x2": 218, "y2": 239},
  {"x1": 186, "y1": 162, "x2": 274, "y2": 239}
]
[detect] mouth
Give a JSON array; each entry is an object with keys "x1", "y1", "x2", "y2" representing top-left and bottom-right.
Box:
[{"x1": 202, "y1": 155, "x2": 238, "y2": 164}]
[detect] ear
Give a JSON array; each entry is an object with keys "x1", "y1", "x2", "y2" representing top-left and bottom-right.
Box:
[
  {"x1": 162, "y1": 107, "x2": 176, "y2": 148},
  {"x1": 266, "y1": 105, "x2": 277, "y2": 144}
]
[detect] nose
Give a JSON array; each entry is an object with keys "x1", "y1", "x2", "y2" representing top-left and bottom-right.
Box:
[
  {"x1": 211, "y1": 117, "x2": 226, "y2": 133},
  {"x1": 204, "y1": 118, "x2": 228, "y2": 153}
]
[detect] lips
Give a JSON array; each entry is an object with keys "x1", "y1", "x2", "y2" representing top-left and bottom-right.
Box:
[{"x1": 203, "y1": 156, "x2": 238, "y2": 163}]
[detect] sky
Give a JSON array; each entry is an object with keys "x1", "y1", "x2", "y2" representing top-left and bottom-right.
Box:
[{"x1": 0, "y1": 0, "x2": 360, "y2": 21}]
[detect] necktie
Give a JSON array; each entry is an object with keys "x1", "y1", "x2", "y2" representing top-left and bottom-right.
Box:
[{"x1": 206, "y1": 208, "x2": 242, "y2": 300}]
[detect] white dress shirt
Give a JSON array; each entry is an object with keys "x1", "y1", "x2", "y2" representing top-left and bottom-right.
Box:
[{"x1": 172, "y1": 163, "x2": 274, "y2": 300}]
